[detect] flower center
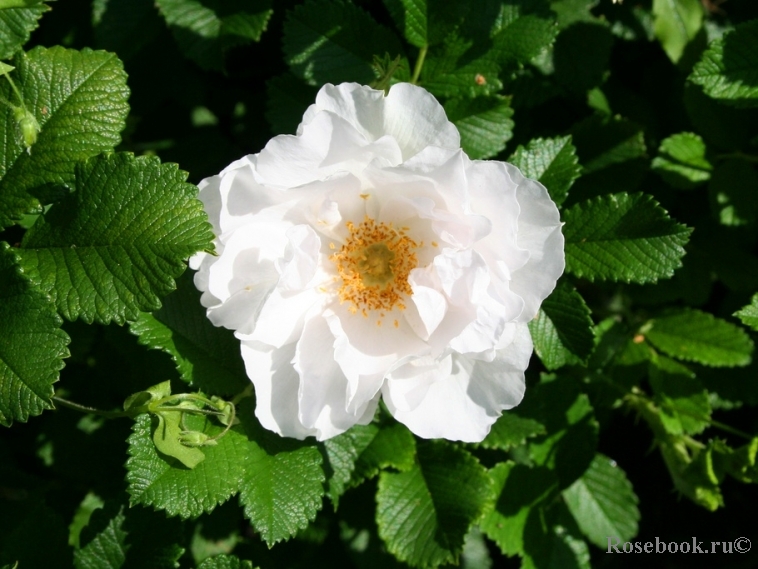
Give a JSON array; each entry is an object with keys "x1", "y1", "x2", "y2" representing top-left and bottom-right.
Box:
[{"x1": 331, "y1": 216, "x2": 418, "y2": 317}]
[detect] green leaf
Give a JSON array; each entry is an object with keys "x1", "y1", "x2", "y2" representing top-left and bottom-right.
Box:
[
  {"x1": 237, "y1": 399, "x2": 325, "y2": 546},
  {"x1": 126, "y1": 412, "x2": 248, "y2": 518},
  {"x1": 376, "y1": 441, "x2": 491, "y2": 567},
  {"x1": 350, "y1": 422, "x2": 416, "y2": 485},
  {"x1": 651, "y1": 132, "x2": 712, "y2": 189},
  {"x1": 648, "y1": 355, "x2": 710, "y2": 435},
  {"x1": 123, "y1": 380, "x2": 172, "y2": 414},
  {"x1": 528, "y1": 281, "x2": 595, "y2": 370},
  {"x1": 509, "y1": 136, "x2": 581, "y2": 206},
  {"x1": 197, "y1": 555, "x2": 255, "y2": 569},
  {"x1": 521, "y1": 502, "x2": 590, "y2": 569},
  {"x1": 567, "y1": 115, "x2": 649, "y2": 199},
  {"x1": 382, "y1": 0, "x2": 470, "y2": 48},
  {"x1": 708, "y1": 159, "x2": 758, "y2": 227},
  {"x1": 156, "y1": 0, "x2": 273, "y2": 71},
  {"x1": 18, "y1": 153, "x2": 214, "y2": 324},
  {"x1": 721, "y1": 438, "x2": 758, "y2": 483},
  {"x1": 554, "y1": 22, "x2": 613, "y2": 94},
  {"x1": 734, "y1": 293, "x2": 758, "y2": 332},
  {"x1": 421, "y1": 1, "x2": 555, "y2": 98},
  {"x1": 526, "y1": 380, "x2": 598, "y2": 490},
  {"x1": 479, "y1": 412, "x2": 546, "y2": 451},
  {"x1": 69, "y1": 492, "x2": 105, "y2": 549},
  {"x1": 562, "y1": 453, "x2": 640, "y2": 548},
  {"x1": 550, "y1": 0, "x2": 599, "y2": 28},
  {"x1": 321, "y1": 424, "x2": 380, "y2": 507},
  {"x1": 652, "y1": 0, "x2": 703, "y2": 63},
  {"x1": 644, "y1": 308, "x2": 754, "y2": 367},
  {"x1": 0, "y1": 2, "x2": 47, "y2": 59},
  {"x1": 421, "y1": 33, "x2": 503, "y2": 98},
  {"x1": 151, "y1": 409, "x2": 206, "y2": 469},
  {"x1": 479, "y1": 462, "x2": 557, "y2": 556},
  {"x1": 571, "y1": 115, "x2": 647, "y2": 174},
  {"x1": 0, "y1": 46, "x2": 129, "y2": 230},
  {"x1": 689, "y1": 19, "x2": 758, "y2": 107},
  {"x1": 92, "y1": 0, "x2": 162, "y2": 62},
  {"x1": 74, "y1": 502, "x2": 128, "y2": 569},
  {"x1": 129, "y1": 272, "x2": 248, "y2": 396},
  {"x1": 0, "y1": 243, "x2": 69, "y2": 426},
  {"x1": 74, "y1": 500, "x2": 185, "y2": 569},
  {"x1": 283, "y1": 0, "x2": 406, "y2": 87},
  {"x1": 563, "y1": 192, "x2": 692, "y2": 283},
  {"x1": 491, "y1": 12, "x2": 558, "y2": 68},
  {"x1": 444, "y1": 95, "x2": 513, "y2": 159}
]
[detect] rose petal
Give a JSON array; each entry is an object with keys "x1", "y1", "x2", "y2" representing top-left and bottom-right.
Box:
[
  {"x1": 241, "y1": 340, "x2": 314, "y2": 439},
  {"x1": 300, "y1": 83, "x2": 460, "y2": 161},
  {"x1": 507, "y1": 167, "x2": 565, "y2": 321},
  {"x1": 294, "y1": 315, "x2": 380, "y2": 440},
  {"x1": 383, "y1": 323, "x2": 531, "y2": 442}
]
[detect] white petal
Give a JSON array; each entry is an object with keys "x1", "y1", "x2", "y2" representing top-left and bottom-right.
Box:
[
  {"x1": 255, "y1": 111, "x2": 334, "y2": 188},
  {"x1": 197, "y1": 173, "x2": 223, "y2": 237},
  {"x1": 241, "y1": 340, "x2": 314, "y2": 439},
  {"x1": 383, "y1": 83, "x2": 460, "y2": 159},
  {"x1": 294, "y1": 315, "x2": 380, "y2": 440},
  {"x1": 382, "y1": 354, "x2": 453, "y2": 412},
  {"x1": 323, "y1": 308, "x2": 401, "y2": 413},
  {"x1": 301, "y1": 83, "x2": 459, "y2": 161},
  {"x1": 257, "y1": 111, "x2": 402, "y2": 188},
  {"x1": 206, "y1": 223, "x2": 283, "y2": 303},
  {"x1": 247, "y1": 286, "x2": 321, "y2": 347},
  {"x1": 407, "y1": 266, "x2": 448, "y2": 340},
  {"x1": 277, "y1": 225, "x2": 321, "y2": 291},
  {"x1": 466, "y1": 160, "x2": 543, "y2": 319},
  {"x1": 299, "y1": 82, "x2": 386, "y2": 139},
  {"x1": 208, "y1": 280, "x2": 274, "y2": 334},
  {"x1": 507, "y1": 167, "x2": 565, "y2": 321},
  {"x1": 383, "y1": 322, "x2": 532, "y2": 442}
]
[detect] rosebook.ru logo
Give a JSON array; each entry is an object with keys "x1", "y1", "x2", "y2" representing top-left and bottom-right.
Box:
[{"x1": 606, "y1": 537, "x2": 751, "y2": 554}]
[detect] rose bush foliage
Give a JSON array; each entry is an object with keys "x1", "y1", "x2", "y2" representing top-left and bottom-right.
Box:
[{"x1": 2, "y1": 2, "x2": 758, "y2": 568}]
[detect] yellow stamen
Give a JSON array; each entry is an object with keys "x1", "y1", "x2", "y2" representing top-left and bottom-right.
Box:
[{"x1": 330, "y1": 215, "x2": 418, "y2": 315}]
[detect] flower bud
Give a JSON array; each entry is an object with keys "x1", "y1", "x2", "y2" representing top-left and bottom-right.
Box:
[
  {"x1": 179, "y1": 431, "x2": 218, "y2": 447},
  {"x1": 13, "y1": 106, "x2": 40, "y2": 152}
]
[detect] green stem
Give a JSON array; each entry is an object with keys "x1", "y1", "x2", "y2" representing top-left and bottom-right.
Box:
[
  {"x1": 621, "y1": 384, "x2": 752, "y2": 441},
  {"x1": 0, "y1": 95, "x2": 17, "y2": 111},
  {"x1": 2, "y1": 72, "x2": 25, "y2": 111},
  {"x1": 148, "y1": 392, "x2": 226, "y2": 413},
  {"x1": 717, "y1": 151, "x2": 758, "y2": 164},
  {"x1": 232, "y1": 384, "x2": 254, "y2": 405},
  {"x1": 53, "y1": 396, "x2": 129, "y2": 419},
  {"x1": 709, "y1": 419, "x2": 753, "y2": 441},
  {"x1": 205, "y1": 403, "x2": 236, "y2": 443},
  {"x1": 411, "y1": 45, "x2": 428, "y2": 85}
]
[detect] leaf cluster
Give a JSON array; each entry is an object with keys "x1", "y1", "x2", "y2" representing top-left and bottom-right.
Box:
[{"x1": 2, "y1": 1, "x2": 758, "y2": 568}]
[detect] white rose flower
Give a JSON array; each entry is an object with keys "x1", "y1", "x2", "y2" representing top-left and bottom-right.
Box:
[{"x1": 191, "y1": 82, "x2": 564, "y2": 442}]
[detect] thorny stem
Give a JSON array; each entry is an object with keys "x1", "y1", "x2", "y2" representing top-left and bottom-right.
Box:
[{"x1": 411, "y1": 45, "x2": 428, "y2": 85}]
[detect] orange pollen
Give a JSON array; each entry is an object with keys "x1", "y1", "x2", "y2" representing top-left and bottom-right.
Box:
[{"x1": 330, "y1": 216, "x2": 418, "y2": 314}]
